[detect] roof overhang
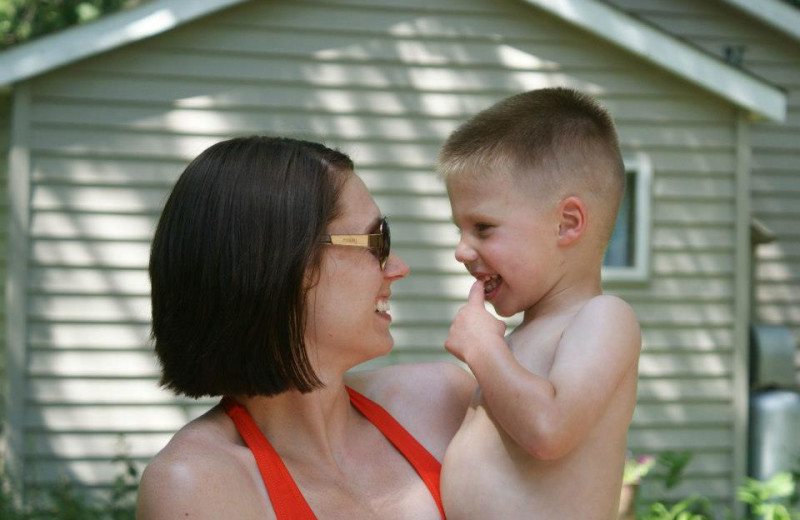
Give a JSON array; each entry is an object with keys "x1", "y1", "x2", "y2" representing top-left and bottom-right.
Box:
[
  {"x1": 718, "y1": 0, "x2": 800, "y2": 43},
  {"x1": 0, "y1": 0, "x2": 251, "y2": 88},
  {"x1": 520, "y1": 0, "x2": 788, "y2": 123},
  {"x1": 0, "y1": 0, "x2": 788, "y2": 123}
]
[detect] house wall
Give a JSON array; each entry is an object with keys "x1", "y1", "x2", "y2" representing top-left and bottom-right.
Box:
[
  {"x1": 9, "y1": 0, "x2": 743, "y2": 505},
  {"x1": 602, "y1": 0, "x2": 800, "y2": 386}
]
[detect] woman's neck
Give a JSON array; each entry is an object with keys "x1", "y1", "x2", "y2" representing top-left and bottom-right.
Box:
[{"x1": 233, "y1": 378, "x2": 358, "y2": 468}]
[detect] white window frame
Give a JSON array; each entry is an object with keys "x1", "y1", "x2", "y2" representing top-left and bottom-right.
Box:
[{"x1": 602, "y1": 152, "x2": 652, "y2": 283}]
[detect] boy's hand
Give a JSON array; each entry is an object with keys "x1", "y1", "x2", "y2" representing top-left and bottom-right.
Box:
[{"x1": 445, "y1": 280, "x2": 507, "y2": 363}]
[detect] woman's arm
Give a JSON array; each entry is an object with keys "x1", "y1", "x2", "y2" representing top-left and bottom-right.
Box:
[{"x1": 346, "y1": 362, "x2": 476, "y2": 461}]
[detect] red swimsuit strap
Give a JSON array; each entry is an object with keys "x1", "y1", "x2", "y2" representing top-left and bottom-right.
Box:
[
  {"x1": 345, "y1": 387, "x2": 445, "y2": 519},
  {"x1": 222, "y1": 387, "x2": 445, "y2": 520},
  {"x1": 222, "y1": 396, "x2": 317, "y2": 520}
]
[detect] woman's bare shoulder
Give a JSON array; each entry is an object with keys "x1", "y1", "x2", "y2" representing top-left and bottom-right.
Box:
[
  {"x1": 349, "y1": 362, "x2": 474, "y2": 403},
  {"x1": 136, "y1": 406, "x2": 272, "y2": 520},
  {"x1": 346, "y1": 362, "x2": 476, "y2": 460}
]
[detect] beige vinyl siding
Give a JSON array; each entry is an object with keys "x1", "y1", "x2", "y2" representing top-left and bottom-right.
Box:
[
  {"x1": 600, "y1": 0, "x2": 800, "y2": 390},
  {"x1": 14, "y1": 0, "x2": 739, "y2": 505}
]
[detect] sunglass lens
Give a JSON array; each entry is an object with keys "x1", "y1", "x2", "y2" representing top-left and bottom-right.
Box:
[{"x1": 381, "y1": 217, "x2": 390, "y2": 269}]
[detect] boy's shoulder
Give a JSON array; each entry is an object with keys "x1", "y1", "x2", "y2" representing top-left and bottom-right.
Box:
[
  {"x1": 565, "y1": 294, "x2": 641, "y2": 351},
  {"x1": 576, "y1": 294, "x2": 637, "y2": 321}
]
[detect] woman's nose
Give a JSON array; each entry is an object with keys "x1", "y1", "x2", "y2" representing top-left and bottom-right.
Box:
[{"x1": 385, "y1": 252, "x2": 410, "y2": 280}]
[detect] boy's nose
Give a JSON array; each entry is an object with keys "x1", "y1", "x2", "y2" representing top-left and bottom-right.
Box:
[{"x1": 454, "y1": 238, "x2": 478, "y2": 264}]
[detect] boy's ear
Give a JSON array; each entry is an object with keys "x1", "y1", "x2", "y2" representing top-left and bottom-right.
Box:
[{"x1": 557, "y1": 196, "x2": 587, "y2": 246}]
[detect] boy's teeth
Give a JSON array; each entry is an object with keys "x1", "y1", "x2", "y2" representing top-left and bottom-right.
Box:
[
  {"x1": 483, "y1": 275, "x2": 501, "y2": 294},
  {"x1": 376, "y1": 300, "x2": 390, "y2": 312}
]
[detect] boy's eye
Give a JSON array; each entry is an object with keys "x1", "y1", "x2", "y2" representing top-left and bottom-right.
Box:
[{"x1": 475, "y1": 223, "x2": 492, "y2": 234}]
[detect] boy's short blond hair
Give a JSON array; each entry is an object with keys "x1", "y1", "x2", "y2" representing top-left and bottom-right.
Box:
[{"x1": 439, "y1": 88, "x2": 626, "y2": 245}]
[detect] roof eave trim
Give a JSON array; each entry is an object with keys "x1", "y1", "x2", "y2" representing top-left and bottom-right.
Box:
[
  {"x1": 520, "y1": 0, "x2": 788, "y2": 123},
  {"x1": 718, "y1": 0, "x2": 800, "y2": 43},
  {"x1": 0, "y1": 0, "x2": 252, "y2": 88}
]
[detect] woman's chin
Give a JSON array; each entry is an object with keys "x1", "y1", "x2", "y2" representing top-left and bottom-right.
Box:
[{"x1": 372, "y1": 336, "x2": 394, "y2": 358}]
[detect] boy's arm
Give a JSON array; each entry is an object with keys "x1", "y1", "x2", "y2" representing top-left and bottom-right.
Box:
[{"x1": 445, "y1": 281, "x2": 641, "y2": 460}]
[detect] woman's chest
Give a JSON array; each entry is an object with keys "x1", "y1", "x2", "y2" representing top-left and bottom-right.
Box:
[{"x1": 293, "y1": 460, "x2": 441, "y2": 520}]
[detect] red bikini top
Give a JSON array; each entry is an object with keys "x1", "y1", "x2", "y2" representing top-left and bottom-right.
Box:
[{"x1": 222, "y1": 387, "x2": 445, "y2": 519}]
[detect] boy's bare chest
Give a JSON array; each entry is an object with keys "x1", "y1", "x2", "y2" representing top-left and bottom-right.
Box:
[{"x1": 506, "y1": 319, "x2": 569, "y2": 376}]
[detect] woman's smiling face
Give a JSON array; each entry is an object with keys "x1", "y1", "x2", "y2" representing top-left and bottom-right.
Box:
[{"x1": 304, "y1": 174, "x2": 409, "y2": 376}]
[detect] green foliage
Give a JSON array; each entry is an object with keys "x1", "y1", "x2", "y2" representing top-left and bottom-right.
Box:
[
  {"x1": 0, "y1": 454, "x2": 138, "y2": 520},
  {"x1": 626, "y1": 455, "x2": 657, "y2": 485},
  {"x1": 30, "y1": 480, "x2": 108, "y2": 520},
  {"x1": 633, "y1": 452, "x2": 715, "y2": 520},
  {"x1": 737, "y1": 473, "x2": 800, "y2": 520},
  {"x1": 0, "y1": 0, "x2": 145, "y2": 50},
  {"x1": 641, "y1": 496, "x2": 713, "y2": 520},
  {"x1": 634, "y1": 451, "x2": 800, "y2": 520},
  {"x1": 1, "y1": 473, "x2": 25, "y2": 520},
  {"x1": 657, "y1": 451, "x2": 694, "y2": 490}
]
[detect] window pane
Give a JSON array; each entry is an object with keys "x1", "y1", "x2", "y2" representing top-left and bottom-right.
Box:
[{"x1": 604, "y1": 172, "x2": 635, "y2": 267}]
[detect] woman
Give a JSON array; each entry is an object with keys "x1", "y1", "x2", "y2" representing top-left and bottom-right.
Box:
[{"x1": 137, "y1": 136, "x2": 474, "y2": 519}]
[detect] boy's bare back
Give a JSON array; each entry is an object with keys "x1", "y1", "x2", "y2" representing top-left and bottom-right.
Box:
[{"x1": 441, "y1": 293, "x2": 640, "y2": 519}]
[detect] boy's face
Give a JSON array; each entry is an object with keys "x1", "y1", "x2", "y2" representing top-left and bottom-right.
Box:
[{"x1": 447, "y1": 172, "x2": 563, "y2": 318}]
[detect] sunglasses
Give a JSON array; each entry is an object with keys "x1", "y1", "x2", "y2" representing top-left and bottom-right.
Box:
[{"x1": 322, "y1": 216, "x2": 391, "y2": 270}]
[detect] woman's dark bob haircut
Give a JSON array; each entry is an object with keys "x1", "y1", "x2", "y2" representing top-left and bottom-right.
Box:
[{"x1": 149, "y1": 136, "x2": 353, "y2": 398}]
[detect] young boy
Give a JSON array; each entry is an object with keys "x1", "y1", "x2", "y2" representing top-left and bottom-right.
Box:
[{"x1": 439, "y1": 88, "x2": 642, "y2": 519}]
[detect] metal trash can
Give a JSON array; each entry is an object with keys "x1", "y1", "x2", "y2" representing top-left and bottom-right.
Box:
[{"x1": 748, "y1": 325, "x2": 800, "y2": 480}]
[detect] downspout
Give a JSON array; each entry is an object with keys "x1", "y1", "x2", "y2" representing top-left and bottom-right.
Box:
[{"x1": 731, "y1": 110, "x2": 752, "y2": 517}]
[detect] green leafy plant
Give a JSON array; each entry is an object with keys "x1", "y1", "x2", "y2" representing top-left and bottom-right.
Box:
[
  {"x1": 626, "y1": 455, "x2": 658, "y2": 486},
  {"x1": 1, "y1": 469, "x2": 27, "y2": 520},
  {"x1": 32, "y1": 478, "x2": 107, "y2": 520},
  {"x1": 631, "y1": 450, "x2": 800, "y2": 520},
  {"x1": 0, "y1": 0, "x2": 145, "y2": 49},
  {"x1": 737, "y1": 472, "x2": 799, "y2": 520},
  {"x1": 640, "y1": 496, "x2": 713, "y2": 520},
  {"x1": 657, "y1": 451, "x2": 693, "y2": 490},
  {"x1": 0, "y1": 452, "x2": 139, "y2": 519},
  {"x1": 636, "y1": 455, "x2": 714, "y2": 520},
  {"x1": 106, "y1": 453, "x2": 139, "y2": 520}
]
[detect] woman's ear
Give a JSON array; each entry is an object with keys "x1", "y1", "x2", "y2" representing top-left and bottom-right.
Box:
[{"x1": 557, "y1": 196, "x2": 587, "y2": 246}]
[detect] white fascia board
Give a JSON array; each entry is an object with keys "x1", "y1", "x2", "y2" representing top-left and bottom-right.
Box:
[
  {"x1": 520, "y1": 0, "x2": 787, "y2": 123},
  {"x1": 0, "y1": 0, "x2": 252, "y2": 87},
  {"x1": 718, "y1": 0, "x2": 800, "y2": 43}
]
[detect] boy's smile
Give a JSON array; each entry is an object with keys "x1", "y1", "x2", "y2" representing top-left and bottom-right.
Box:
[{"x1": 474, "y1": 273, "x2": 502, "y2": 301}]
